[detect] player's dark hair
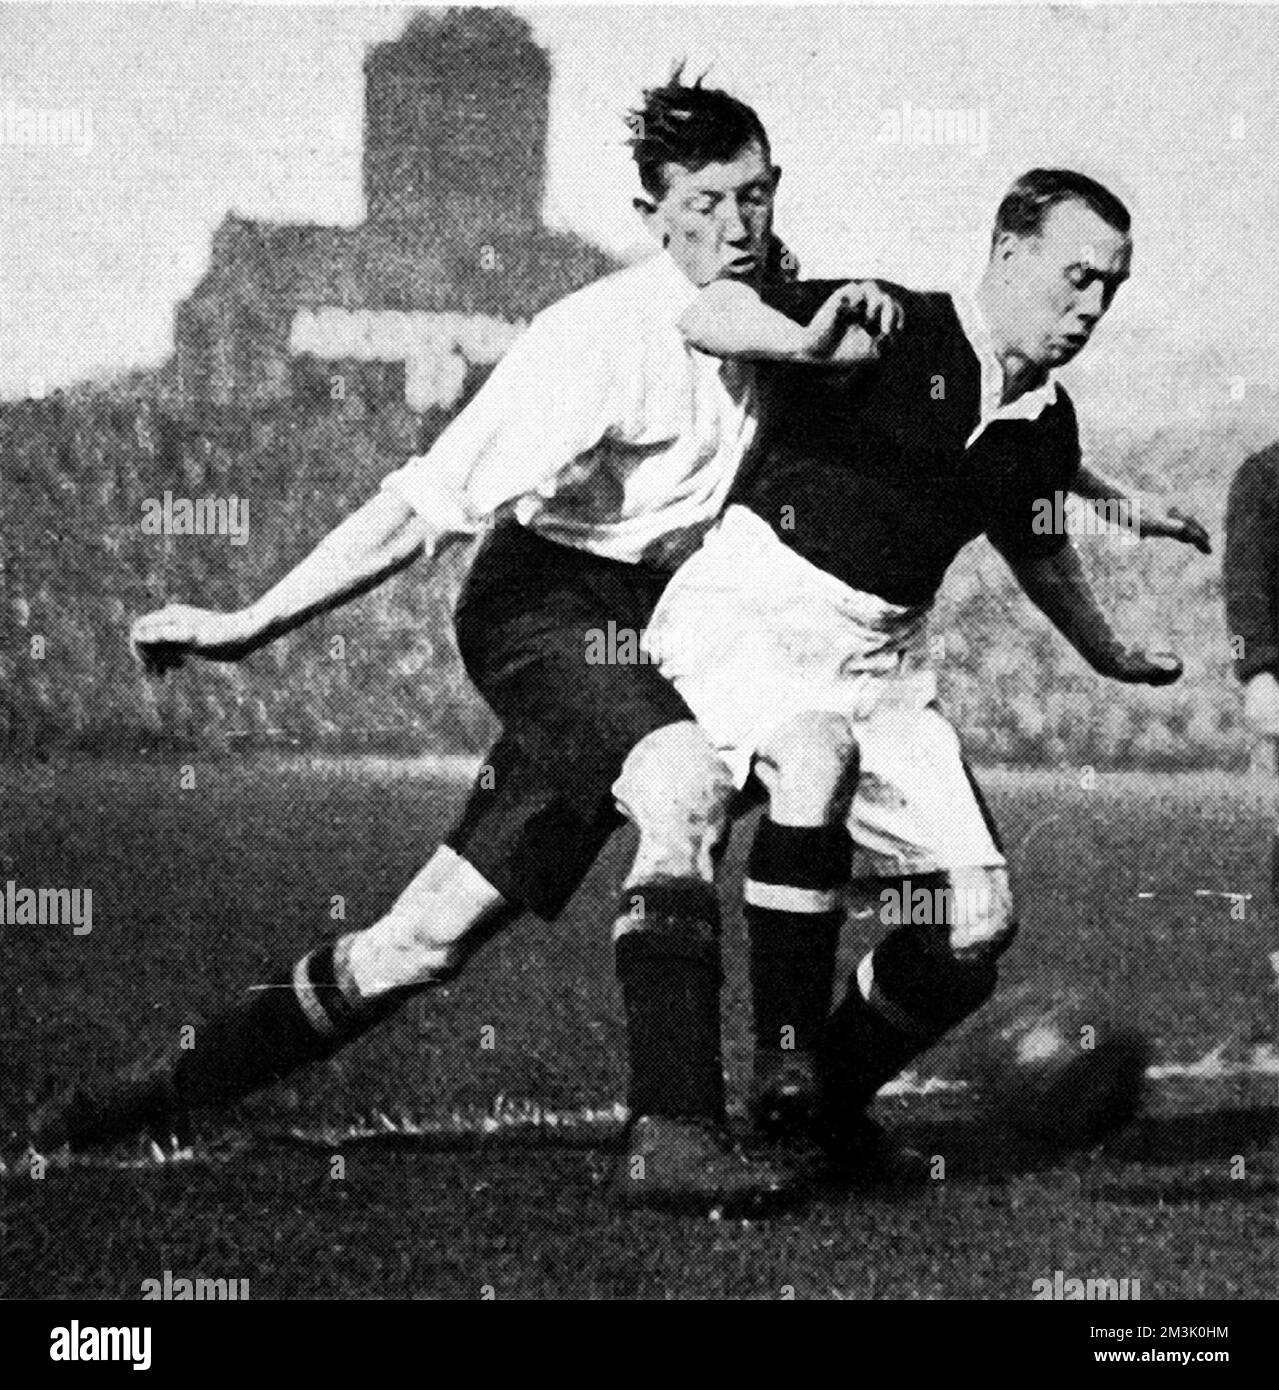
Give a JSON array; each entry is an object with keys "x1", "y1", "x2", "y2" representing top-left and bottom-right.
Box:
[
  {"x1": 627, "y1": 65, "x2": 771, "y2": 198},
  {"x1": 991, "y1": 169, "x2": 1131, "y2": 252}
]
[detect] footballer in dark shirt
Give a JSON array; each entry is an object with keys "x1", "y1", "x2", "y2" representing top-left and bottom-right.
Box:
[{"x1": 647, "y1": 169, "x2": 1209, "y2": 1158}]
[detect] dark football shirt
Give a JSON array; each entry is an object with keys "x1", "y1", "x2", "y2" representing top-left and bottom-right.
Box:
[{"x1": 731, "y1": 281, "x2": 1083, "y2": 607}]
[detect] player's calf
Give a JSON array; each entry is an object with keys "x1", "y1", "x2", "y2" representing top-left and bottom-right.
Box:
[{"x1": 747, "y1": 712, "x2": 858, "y2": 1140}]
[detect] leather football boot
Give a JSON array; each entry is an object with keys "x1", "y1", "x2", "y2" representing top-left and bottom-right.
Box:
[
  {"x1": 29, "y1": 1055, "x2": 186, "y2": 1153},
  {"x1": 810, "y1": 1108, "x2": 931, "y2": 1187},
  {"x1": 608, "y1": 1114, "x2": 805, "y2": 1216},
  {"x1": 747, "y1": 1048, "x2": 821, "y2": 1143}
]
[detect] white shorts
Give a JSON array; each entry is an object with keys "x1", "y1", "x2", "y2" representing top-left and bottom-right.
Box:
[{"x1": 643, "y1": 505, "x2": 1006, "y2": 877}]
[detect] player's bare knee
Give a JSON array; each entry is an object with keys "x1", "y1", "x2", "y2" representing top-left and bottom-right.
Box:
[
  {"x1": 945, "y1": 865, "x2": 1017, "y2": 964},
  {"x1": 756, "y1": 711, "x2": 859, "y2": 824},
  {"x1": 613, "y1": 721, "x2": 734, "y2": 884}
]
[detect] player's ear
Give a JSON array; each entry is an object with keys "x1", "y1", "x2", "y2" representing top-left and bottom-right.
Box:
[
  {"x1": 633, "y1": 194, "x2": 657, "y2": 220},
  {"x1": 634, "y1": 195, "x2": 670, "y2": 248},
  {"x1": 770, "y1": 163, "x2": 782, "y2": 193},
  {"x1": 991, "y1": 230, "x2": 1019, "y2": 265}
]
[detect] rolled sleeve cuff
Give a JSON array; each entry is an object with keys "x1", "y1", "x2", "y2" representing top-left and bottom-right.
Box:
[{"x1": 380, "y1": 462, "x2": 480, "y2": 538}]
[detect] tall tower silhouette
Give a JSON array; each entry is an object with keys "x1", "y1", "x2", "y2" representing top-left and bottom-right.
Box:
[{"x1": 363, "y1": 9, "x2": 550, "y2": 239}]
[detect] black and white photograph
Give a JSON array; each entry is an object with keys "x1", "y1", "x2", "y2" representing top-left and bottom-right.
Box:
[{"x1": 1, "y1": 0, "x2": 1275, "y2": 1329}]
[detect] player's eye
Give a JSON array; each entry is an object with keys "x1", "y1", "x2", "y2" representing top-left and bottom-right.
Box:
[
  {"x1": 1065, "y1": 266, "x2": 1092, "y2": 290},
  {"x1": 686, "y1": 194, "x2": 720, "y2": 215}
]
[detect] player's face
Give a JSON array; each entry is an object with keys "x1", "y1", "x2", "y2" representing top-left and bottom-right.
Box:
[
  {"x1": 640, "y1": 139, "x2": 779, "y2": 287},
  {"x1": 996, "y1": 201, "x2": 1132, "y2": 370}
]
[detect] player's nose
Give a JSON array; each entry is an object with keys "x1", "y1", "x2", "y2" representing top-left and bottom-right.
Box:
[
  {"x1": 1076, "y1": 281, "x2": 1107, "y2": 321},
  {"x1": 720, "y1": 203, "x2": 749, "y2": 244}
]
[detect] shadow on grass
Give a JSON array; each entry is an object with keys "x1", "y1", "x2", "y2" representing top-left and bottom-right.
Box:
[{"x1": 890, "y1": 1104, "x2": 1278, "y2": 1190}]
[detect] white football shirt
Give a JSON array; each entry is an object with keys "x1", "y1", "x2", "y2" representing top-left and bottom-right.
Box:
[{"x1": 381, "y1": 251, "x2": 760, "y2": 569}]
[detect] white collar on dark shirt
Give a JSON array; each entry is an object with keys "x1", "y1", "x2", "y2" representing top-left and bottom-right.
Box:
[{"x1": 952, "y1": 292, "x2": 1061, "y2": 447}]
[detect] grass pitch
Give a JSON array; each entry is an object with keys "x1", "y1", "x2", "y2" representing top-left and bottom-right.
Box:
[{"x1": 2, "y1": 758, "x2": 1275, "y2": 1299}]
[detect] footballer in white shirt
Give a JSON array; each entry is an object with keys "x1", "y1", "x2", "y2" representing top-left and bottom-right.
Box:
[{"x1": 30, "y1": 73, "x2": 892, "y2": 1216}]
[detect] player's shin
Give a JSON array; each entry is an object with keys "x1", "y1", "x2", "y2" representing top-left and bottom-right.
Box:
[
  {"x1": 610, "y1": 722, "x2": 735, "y2": 1122},
  {"x1": 604, "y1": 723, "x2": 805, "y2": 1215},
  {"x1": 610, "y1": 876, "x2": 805, "y2": 1214},
  {"x1": 171, "y1": 935, "x2": 414, "y2": 1110},
  {"x1": 613, "y1": 880, "x2": 727, "y2": 1121},
  {"x1": 745, "y1": 819, "x2": 851, "y2": 1134}
]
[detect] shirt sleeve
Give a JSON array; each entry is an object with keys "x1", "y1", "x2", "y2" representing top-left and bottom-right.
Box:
[
  {"x1": 380, "y1": 301, "x2": 619, "y2": 534},
  {"x1": 757, "y1": 278, "x2": 847, "y2": 325},
  {"x1": 979, "y1": 403, "x2": 1083, "y2": 564},
  {"x1": 1224, "y1": 446, "x2": 1279, "y2": 682}
]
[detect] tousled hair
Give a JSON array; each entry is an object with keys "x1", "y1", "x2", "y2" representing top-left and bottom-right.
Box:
[{"x1": 627, "y1": 64, "x2": 770, "y2": 197}]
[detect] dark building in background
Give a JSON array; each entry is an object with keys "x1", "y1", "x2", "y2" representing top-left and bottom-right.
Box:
[
  {"x1": 363, "y1": 9, "x2": 549, "y2": 234},
  {"x1": 170, "y1": 9, "x2": 615, "y2": 412}
]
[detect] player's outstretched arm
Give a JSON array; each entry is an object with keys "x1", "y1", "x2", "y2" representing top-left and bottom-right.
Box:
[
  {"x1": 131, "y1": 491, "x2": 437, "y2": 672},
  {"x1": 678, "y1": 279, "x2": 901, "y2": 365},
  {"x1": 1072, "y1": 463, "x2": 1211, "y2": 553},
  {"x1": 1006, "y1": 541, "x2": 1183, "y2": 685}
]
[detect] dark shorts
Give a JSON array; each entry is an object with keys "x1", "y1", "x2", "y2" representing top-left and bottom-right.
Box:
[{"x1": 445, "y1": 522, "x2": 693, "y2": 920}]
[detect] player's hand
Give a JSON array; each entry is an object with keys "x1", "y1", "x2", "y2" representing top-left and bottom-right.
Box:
[
  {"x1": 1107, "y1": 647, "x2": 1183, "y2": 686},
  {"x1": 1140, "y1": 505, "x2": 1212, "y2": 555},
  {"x1": 840, "y1": 280, "x2": 904, "y2": 339},
  {"x1": 130, "y1": 604, "x2": 261, "y2": 673},
  {"x1": 1243, "y1": 671, "x2": 1279, "y2": 739},
  {"x1": 802, "y1": 281, "x2": 903, "y2": 359},
  {"x1": 822, "y1": 324, "x2": 882, "y2": 366}
]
